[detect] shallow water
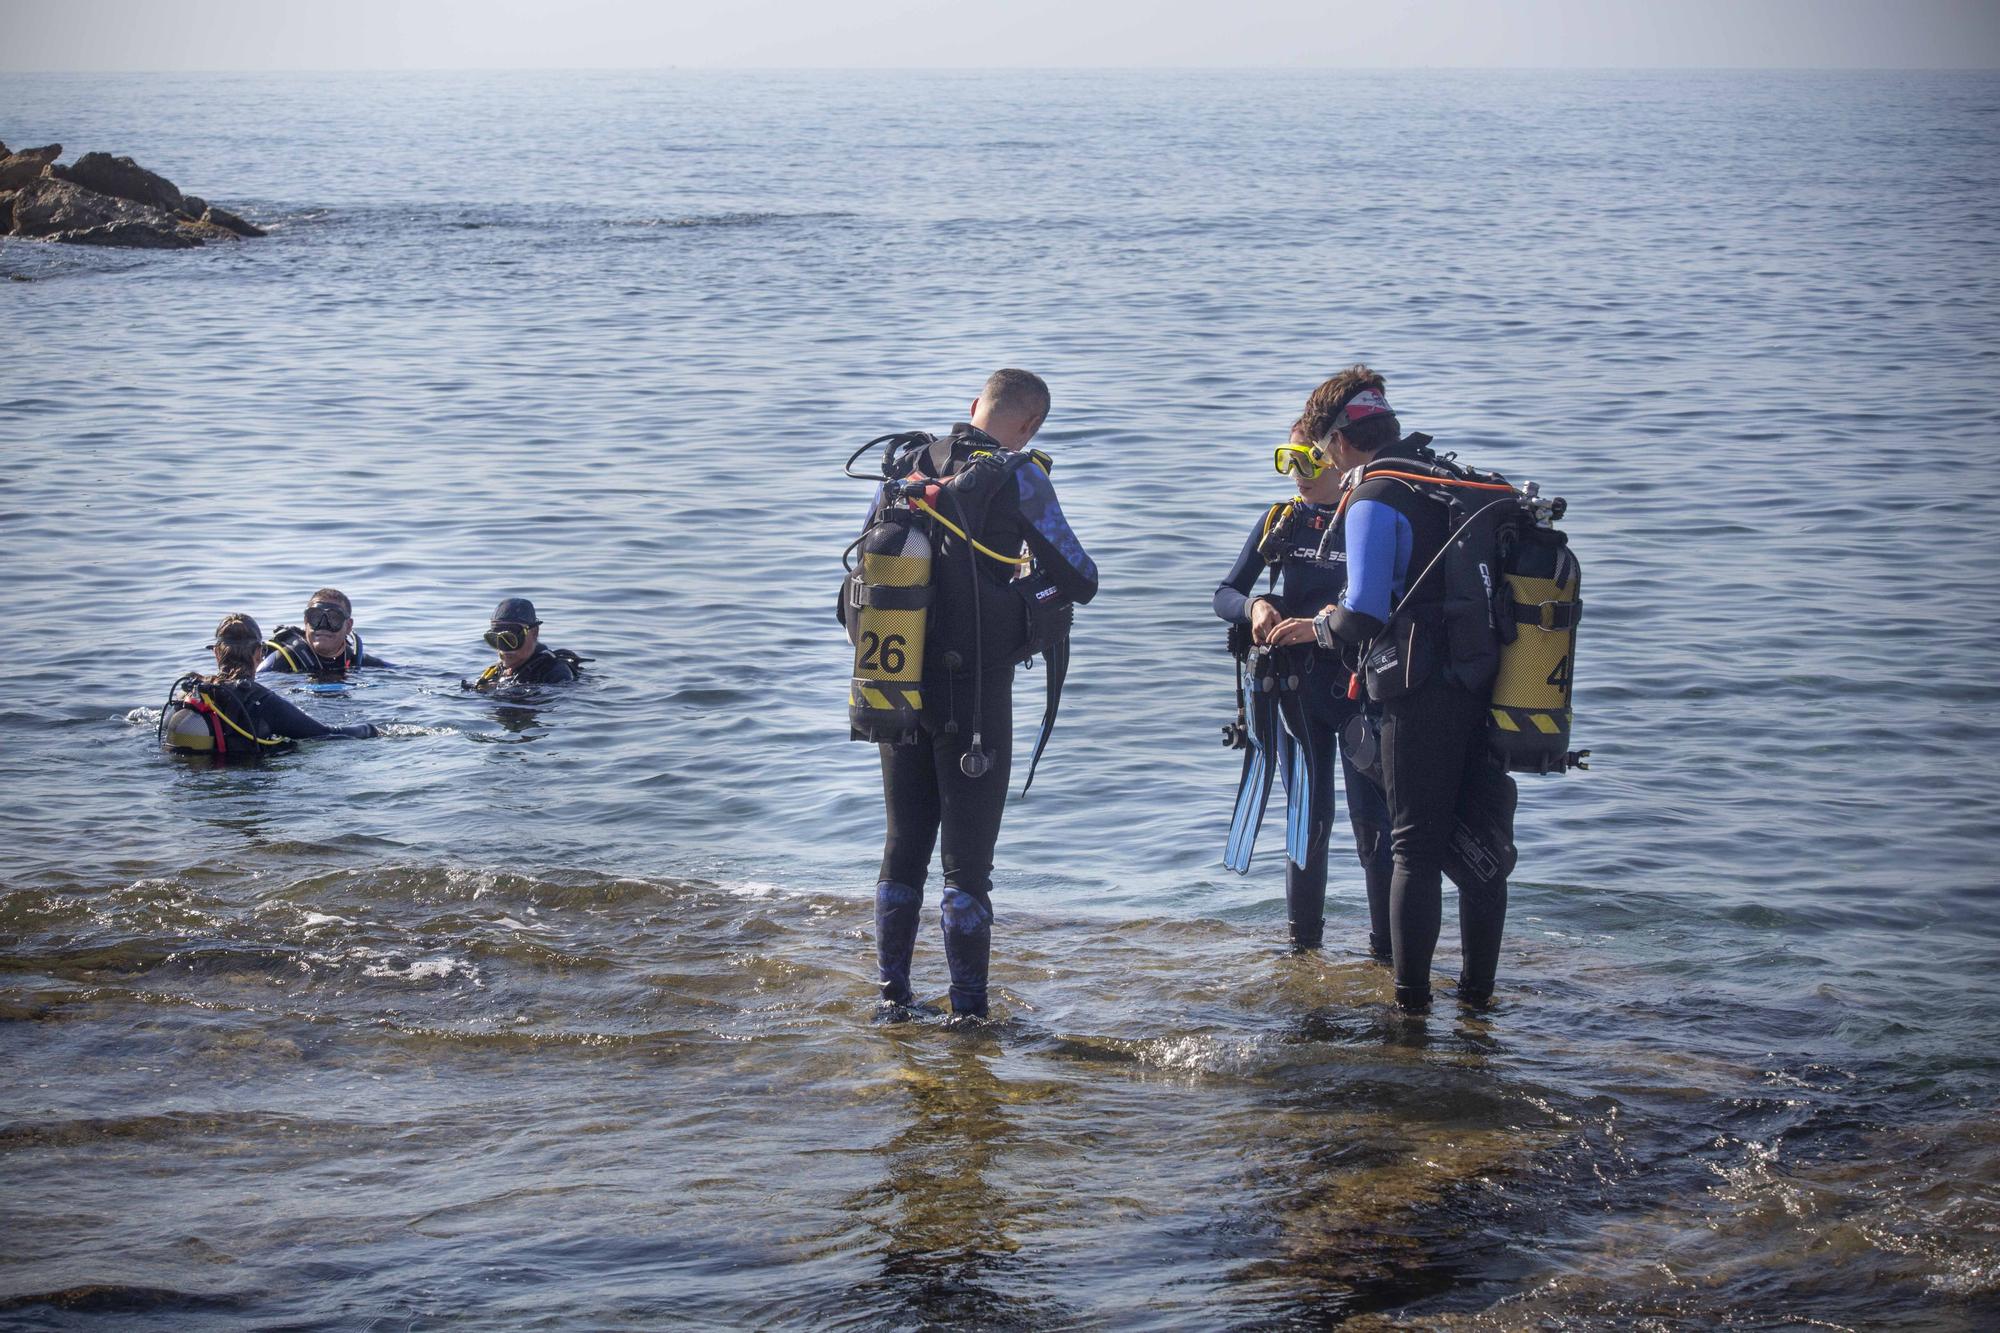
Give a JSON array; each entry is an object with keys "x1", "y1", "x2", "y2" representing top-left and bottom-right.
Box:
[{"x1": 3, "y1": 69, "x2": 1998, "y2": 1327}]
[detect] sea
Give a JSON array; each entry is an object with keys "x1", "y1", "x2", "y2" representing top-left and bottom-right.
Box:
[{"x1": 2, "y1": 69, "x2": 1998, "y2": 1329}]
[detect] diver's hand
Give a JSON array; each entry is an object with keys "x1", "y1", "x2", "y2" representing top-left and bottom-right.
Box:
[
  {"x1": 1267, "y1": 617, "x2": 1320, "y2": 648},
  {"x1": 1248, "y1": 598, "x2": 1284, "y2": 644}
]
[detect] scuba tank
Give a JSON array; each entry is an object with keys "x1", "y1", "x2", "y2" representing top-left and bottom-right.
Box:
[
  {"x1": 157, "y1": 674, "x2": 283, "y2": 759},
  {"x1": 844, "y1": 436, "x2": 938, "y2": 744},
  {"x1": 1489, "y1": 491, "x2": 1582, "y2": 773},
  {"x1": 846, "y1": 506, "x2": 933, "y2": 743},
  {"x1": 1340, "y1": 445, "x2": 1587, "y2": 775}
]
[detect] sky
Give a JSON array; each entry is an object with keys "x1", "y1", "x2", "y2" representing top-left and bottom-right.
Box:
[{"x1": 2, "y1": 0, "x2": 1998, "y2": 71}]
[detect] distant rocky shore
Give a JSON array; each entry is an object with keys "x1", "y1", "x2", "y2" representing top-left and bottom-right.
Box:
[{"x1": 0, "y1": 143, "x2": 267, "y2": 249}]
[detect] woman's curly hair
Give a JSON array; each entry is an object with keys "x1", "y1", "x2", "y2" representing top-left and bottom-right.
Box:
[{"x1": 1297, "y1": 364, "x2": 1399, "y2": 452}]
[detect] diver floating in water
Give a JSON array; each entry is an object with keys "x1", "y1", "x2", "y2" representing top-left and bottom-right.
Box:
[
  {"x1": 161, "y1": 613, "x2": 378, "y2": 758},
  {"x1": 1285, "y1": 366, "x2": 1583, "y2": 1012},
  {"x1": 465, "y1": 597, "x2": 587, "y2": 691},
  {"x1": 1215, "y1": 419, "x2": 1396, "y2": 957},
  {"x1": 259, "y1": 587, "x2": 392, "y2": 677},
  {"x1": 840, "y1": 369, "x2": 1098, "y2": 1022}
]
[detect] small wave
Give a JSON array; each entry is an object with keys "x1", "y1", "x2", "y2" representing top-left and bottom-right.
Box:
[
  {"x1": 360, "y1": 952, "x2": 477, "y2": 983},
  {"x1": 607, "y1": 211, "x2": 852, "y2": 230},
  {"x1": 377, "y1": 722, "x2": 460, "y2": 737}
]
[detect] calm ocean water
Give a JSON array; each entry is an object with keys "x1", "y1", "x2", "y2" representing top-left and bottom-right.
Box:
[{"x1": 3, "y1": 69, "x2": 1998, "y2": 1328}]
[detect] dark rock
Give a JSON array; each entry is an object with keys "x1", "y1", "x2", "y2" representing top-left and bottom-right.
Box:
[
  {"x1": 0, "y1": 144, "x2": 61, "y2": 192},
  {"x1": 53, "y1": 220, "x2": 202, "y2": 250},
  {"x1": 1, "y1": 192, "x2": 13, "y2": 235},
  {"x1": 176, "y1": 218, "x2": 236, "y2": 243},
  {"x1": 10, "y1": 176, "x2": 181, "y2": 238},
  {"x1": 52, "y1": 151, "x2": 184, "y2": 216},
  {"x1": 200, "y1": 204, "x2": 265, "y2": 238}
]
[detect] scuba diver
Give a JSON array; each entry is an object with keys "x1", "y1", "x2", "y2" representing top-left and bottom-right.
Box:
[
  {"x1": 465, "y1": 597, "x2": 586, "y2": 690},
  {"x1": 160, "y1": 613, "x2": 379, "y2": 757},
  {"x1": 1290, "y1": 366, "x2": 1580, "y2": 1013},
  {"x1": 258, "y1": 588, "x2": 391, "y2": 676},
  {"x1": 840, "y1": 369, "x2": 1098, "y2": 1022},
  {"x1": 1215, "y1": 420, "x2": 1396, "y2": 957}
]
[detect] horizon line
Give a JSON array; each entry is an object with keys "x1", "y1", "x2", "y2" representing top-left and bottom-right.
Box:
[{"x1": 6, "y1": 63, "x2": 2000, "y2": 76}]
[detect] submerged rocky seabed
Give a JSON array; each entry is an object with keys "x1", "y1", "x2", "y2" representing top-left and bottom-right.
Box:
[
  {"x1": 3, "y1": 864, "x2": 1997, "y2": 1327},
  {"x1": 0, "y1": 141, "x2": 263, "y2": 249}
]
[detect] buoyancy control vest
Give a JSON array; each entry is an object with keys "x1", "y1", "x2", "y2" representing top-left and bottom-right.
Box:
[
  {"x1": 264, "y1": 625, "x2": 366, "y2": 674},
  {"x1": 842, "y1": 429, "x2": 1074, "y2": 790},
  {"x1": 1338, "y1": 439, "x2": 1586, "y2": 774},
  {"x1": 158, "y1": 674, "x2": 287, "y2": 759},
  {"x1": 466, "y1": 647, "x2": 587, "y2": 691}
]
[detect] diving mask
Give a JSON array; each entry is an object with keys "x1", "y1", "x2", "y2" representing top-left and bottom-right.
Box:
[
  {"x1": 1273, "y1": 441, "x2": 1334, "y2": 481},
  {"x1": 304, "y1": 603, "x2": 348, "y2": 633},
  {"x1": 485, "y1": 622, "x2": 531, "y2": 652}
]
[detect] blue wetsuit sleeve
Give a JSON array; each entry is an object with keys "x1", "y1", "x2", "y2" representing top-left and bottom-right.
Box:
[
  {"x1": 1016, "y1": 464, "x2": 1098, "y2": 605},
  {"x1": 1339, "y1": 499, "x2": 1411, "y2": 624},
  {"x1": 1212, "y1": 516, "x2": 1268, "y2": 623}
]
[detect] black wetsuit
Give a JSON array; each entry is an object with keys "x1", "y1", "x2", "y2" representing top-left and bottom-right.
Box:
[
  {"x1": 1214, "y1": 502, "x2": 1395, "y2": 955},
  {"x1": 857, "y1": 425, "x2": 1098, "y2": 1017},
  {"x1": 472, "y1": 646, "x2": 578, "y2": 689},
  {"x1": 259, "y1": 627, "x2": 391, "y2": 675},
  {"x1": 179, "y1": 677, "x2": 375, "y2": 750},
  {"x1": 1323, "y1": 439, "x2": 1513, "y2": 1010}
]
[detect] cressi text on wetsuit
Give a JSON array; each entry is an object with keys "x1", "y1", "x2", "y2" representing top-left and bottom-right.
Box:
[
  {"x1": 1214, "y1": 502, "x2": 1394, "y2": 955},
  {"x1": 1321, "y1": 438, "x2": 1511, "y2": 1009},
  {"x1": 866, "y1": 425, "x2": 1098, "y2": 1018}
]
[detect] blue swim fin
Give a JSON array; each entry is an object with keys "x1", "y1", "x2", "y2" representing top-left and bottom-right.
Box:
[
  {"x1": 1279, "y1": 726, "x2": 1313, "y2": 869},
  {"x1": 1224, "y1": 669, "x2": 1280, "y2": 874}
]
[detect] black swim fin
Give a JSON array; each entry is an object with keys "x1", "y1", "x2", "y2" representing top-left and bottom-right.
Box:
[{"x1": 1019, "y1": 631, "x2": 1069, "y2": 797}]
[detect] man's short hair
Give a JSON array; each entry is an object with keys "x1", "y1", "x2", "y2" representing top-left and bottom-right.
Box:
[
  {"x1": 307, "y1": 588, "x2": 352, "y2": 616},
  {"x1": 980, "y1": 368, "x2": 1050, "y2": 424}
]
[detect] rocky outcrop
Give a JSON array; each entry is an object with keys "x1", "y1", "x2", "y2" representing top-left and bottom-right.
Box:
[
  {"x1": 51, "y1": 220, "x2": 203, "y2": 250},
  {"x1": 53, "y1": 151, "x2": 186, "y2": 216},
  {"x1": 198, "y1": 203, "x2": 266, "y2": 238},
  {"x1": 10, "y1": 175, "x2": 173, "y2": 235},
  {"x1": 0, "y1": 144, "x2": 265, "y2": 249},
  {"x1": 0, "y1": 144, "x2": 61, "y2": 191}
]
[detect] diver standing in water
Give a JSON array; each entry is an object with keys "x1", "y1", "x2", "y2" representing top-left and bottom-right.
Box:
[
  {"x1": 842, "y1": 370, "x2": 1098, "y2": 1021},
  {"x1": 1285, "y1": 368, "x2": 1531, "y2": 1013},
  {"x1": 161, "y1": 613, "x2": 378, "y2": 757},
  {"x1": 1215, "y1": 420, "x2": 1395, "y2": 956}
]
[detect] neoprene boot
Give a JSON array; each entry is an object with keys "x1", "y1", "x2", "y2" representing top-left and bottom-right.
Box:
[
  {"x1": 875, "y1": 880, "x2": 922, "y2": 1007},
  {"x1": 939, "y1": 886, "x2": 992, "y2": 1019},
  {"x1": 1395, "y1": 984, "x2": 1433, "y2": 1014}
]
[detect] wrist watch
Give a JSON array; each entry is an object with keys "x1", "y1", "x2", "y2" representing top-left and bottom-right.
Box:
[{"x1": 1313, "y1": 608, "x2": 1338, "y2": 651}]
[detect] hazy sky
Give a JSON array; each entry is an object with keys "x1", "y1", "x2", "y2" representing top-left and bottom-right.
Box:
[{"x1": 4, "y1": 0, "x2": 1998, "y2": 71}]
